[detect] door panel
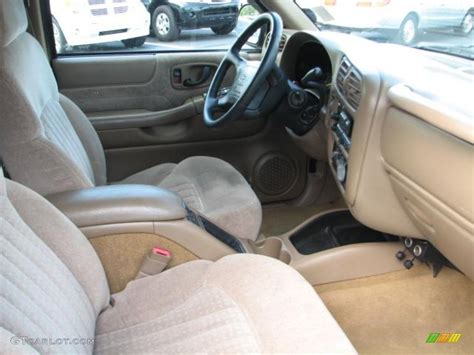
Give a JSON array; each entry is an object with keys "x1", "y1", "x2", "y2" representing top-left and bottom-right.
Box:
[
  {"x1": 54, "y1": 55, "x2": 157, "y2": 89},
  {"x1": 103, "y1": 118, "x2": 307, "y2": 204},
  {"x1": 53, "y1": 52, "x2": 228, "y2": 113},
  {"x1": 53, "y1": 52, "x2": 309, "y2": 204},
  {"x1": 95, "y1": 109, "x2": 268, "y2": 148}
]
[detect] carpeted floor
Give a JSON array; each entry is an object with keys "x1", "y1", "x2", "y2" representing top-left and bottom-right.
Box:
[
  {"x1": 315, "y1": 265, "x2": 474, "y2": 354},
  {"x1": 261, "y1": 201, "x2": 346, "y2": 237}
]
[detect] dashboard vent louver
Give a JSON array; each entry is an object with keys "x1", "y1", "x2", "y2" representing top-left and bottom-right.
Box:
[
  {"x1": 336, "y1": 56, "x2": 362, "y2": 110},
  {"x1": 264, "y1": 33, "x2": 288, "y2": 52}
]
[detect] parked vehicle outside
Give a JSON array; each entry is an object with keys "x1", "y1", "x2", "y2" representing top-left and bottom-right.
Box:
[
  {"x1": 51, "y1": 0, "x2": 150, "y2": 52},
  {"x1": 141, "y1": 0, "x2": 240, "y2": 41},
  {"x1": 298, "y1": 0, "x2": 473, "y2": 45}
]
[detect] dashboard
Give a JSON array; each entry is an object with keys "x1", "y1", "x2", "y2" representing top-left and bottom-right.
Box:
[{"x1": 278, "y1": 30, "x2": 474, "y2": 280}]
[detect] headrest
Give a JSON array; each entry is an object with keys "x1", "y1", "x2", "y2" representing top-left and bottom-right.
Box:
[{"x1": 0, "y1": 0, "x2": 28, "y2": 48}]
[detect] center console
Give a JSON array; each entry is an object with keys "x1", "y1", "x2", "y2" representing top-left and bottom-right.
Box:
[
  {"x1": 46, "y1": 184, "x2": 244, "y2": 292},
  {"x1": 46, "y1": 184, "x2": 238, "y2": 263},
  {"x1": 266, "y1": 209, "x2": 408, "y2": 285}
]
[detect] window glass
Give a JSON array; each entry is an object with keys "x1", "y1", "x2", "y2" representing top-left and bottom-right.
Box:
[
  {"x1": 49, "y1": 0, "x2": 259, "y2": 54},
  {"x1": 295, "y1": 0, "x2": 474, "y2": 60}
]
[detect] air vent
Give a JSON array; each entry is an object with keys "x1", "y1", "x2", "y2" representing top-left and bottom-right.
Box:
[
  {"x1": 336, "y1": 56, "x2": 362, "y2": 110},
  {"x1": 264, "y1": 33, "x2": 288, "y2": 52},
  {"x1": 336, "y1": 57, "x2": 350, "y2": 90}
]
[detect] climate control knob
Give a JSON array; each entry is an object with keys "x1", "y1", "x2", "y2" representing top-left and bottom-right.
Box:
[
  {"x1": 336, "y1": 160, "x2": 347, "y2": 183},
  {"x1": 332, "y1": 152, "x2": 347, "y2": 183}
]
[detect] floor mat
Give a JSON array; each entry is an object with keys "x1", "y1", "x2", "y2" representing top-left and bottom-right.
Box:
[
  {"x1": 261, "y1": 201, "x2": 345, "y2": 237},
  {"x1": 315, "y1": 265, "x2": 474, "y2": 354}
]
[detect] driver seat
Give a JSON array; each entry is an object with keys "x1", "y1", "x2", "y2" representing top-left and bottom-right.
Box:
[{"x1": 0, "y1": 0, "x2": 261, "y2": 241}]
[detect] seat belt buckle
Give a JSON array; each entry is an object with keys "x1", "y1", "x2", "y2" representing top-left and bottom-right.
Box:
[{"x1": 136, "y1": 247, "x2": 172, "y2": 279}]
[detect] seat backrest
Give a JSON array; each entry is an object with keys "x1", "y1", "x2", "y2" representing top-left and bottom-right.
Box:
[
  {"x1": 0, "y1": 0, "x2": 107, "y2": 196},
  {"x1": 0, "y1": 166, "x2": 110, "y2": 353}
]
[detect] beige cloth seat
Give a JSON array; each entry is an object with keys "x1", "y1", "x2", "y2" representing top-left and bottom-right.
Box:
[
  {"x1": 121, "y1": 156, "x2": 261, "y2": 241},
  {"x1": 0, "y1": 0, "x2": 261, "y2": 241},
  {"x1": 0, "y1": 168, "x2": 357, "y2": 354}
]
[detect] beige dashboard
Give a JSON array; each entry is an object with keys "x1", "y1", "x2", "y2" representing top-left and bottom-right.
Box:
[{"x1": 280, "y1": 31, "x2": 474, "y2": 280}]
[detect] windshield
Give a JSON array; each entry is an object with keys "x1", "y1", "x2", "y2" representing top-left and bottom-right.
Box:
[{"x1": 295, "y1": 0, "x2": 474, "y2": 60}]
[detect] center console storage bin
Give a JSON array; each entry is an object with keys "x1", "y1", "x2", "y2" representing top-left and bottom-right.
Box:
[{"x1": 290, "y1": 210, "x2": 398, "y2": 255}]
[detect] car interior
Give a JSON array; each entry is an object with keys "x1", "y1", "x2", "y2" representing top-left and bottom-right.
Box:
[{"x1": 0, "y1": 0, "x2": 473, "y2": 354}]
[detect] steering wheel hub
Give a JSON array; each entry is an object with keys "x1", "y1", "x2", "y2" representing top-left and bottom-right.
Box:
[{"x1": 203, "y1": 13, "x2": 283, "y2": 127}]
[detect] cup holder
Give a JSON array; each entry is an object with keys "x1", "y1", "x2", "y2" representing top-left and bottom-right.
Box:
[
  {"x1": 252, "y1": 237, "x2": 291, "y2": 264},
  {"x1": 289, "y1": 210, "x2": 399, "y2": 255}
]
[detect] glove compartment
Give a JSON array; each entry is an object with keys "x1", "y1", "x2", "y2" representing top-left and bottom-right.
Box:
[{"x1": 381, "y1": 106, "x2": 473, "y2": 280}]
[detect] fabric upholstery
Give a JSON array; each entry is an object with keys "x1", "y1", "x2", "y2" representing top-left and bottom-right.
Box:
[
  {"x1": 40, "y1": 100, "x2": 95, "y2": 182},
  {"x1": 95, "y1": 254, "x2": 356, "y2": 354},
  {"x1": 6, "y1": 179, "x2": 110, "y2": 315},
  {"x1": 0, "y1": 326, "x2": 38, "y2": 354},
  {"x1": 122, "y1": 157, "x2": 263, "y2": 241},
  {"x1": 1, "y1": 168, "x2": 356, "y2": 354},
  {"x1": 0, "y1": 176, "x2": 109, "y2": 353},
  {"x1": 0, "y1": 30, "x2": 98, "y2": 195},
  {"x1": 0, "y1": 0, "x2": 27, "y2": 48},
  {"x1": 0, "y1": 1, "x2": 261, "y2": 239},
  {"x1": 121, "y1": 163, "x2": 177, "y2": 186},
  {"x1": 94, "y1": 261, "x2": 260, "y2": 354},
  {"x1": 59, "y1": 94, "x2": 107, "y2": 186}
]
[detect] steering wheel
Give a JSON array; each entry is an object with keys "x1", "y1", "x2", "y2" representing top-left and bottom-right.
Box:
[{"x1": 204, "y1": 12, "x2": 283, "y2": 127}]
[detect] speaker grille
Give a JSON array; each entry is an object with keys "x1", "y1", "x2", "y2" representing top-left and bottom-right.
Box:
[{"x1": 254, "y1": 154, "x2": 296, "y2": 195}]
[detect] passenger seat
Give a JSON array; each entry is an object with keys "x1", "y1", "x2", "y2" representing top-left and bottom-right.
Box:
[{"x1": 0, "y1": 168, "x2": 356, "y2": 353}]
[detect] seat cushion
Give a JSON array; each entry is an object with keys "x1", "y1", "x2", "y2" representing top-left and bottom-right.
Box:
[
  {"x1": 94, "y1": 254, "x2": 356, "y2": 354},
  {"x1": 1, "y1": 166, "x2": 355, "y2": 353},
  {"x1": 121, "y1": 156, "x2": 262, "y2": 241}
]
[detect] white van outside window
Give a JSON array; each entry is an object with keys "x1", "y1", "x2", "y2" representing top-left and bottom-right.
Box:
[{"x1": 51, "y1": 0, "x2": 151, "y2": 53}]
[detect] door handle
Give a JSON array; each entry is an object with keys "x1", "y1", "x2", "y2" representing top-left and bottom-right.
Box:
[{"x1": 183, "y1": 66, "x2": 212, "y2": 87}]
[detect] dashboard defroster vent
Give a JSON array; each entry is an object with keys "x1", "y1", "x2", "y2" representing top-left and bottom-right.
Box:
[
  {"x1": 336, "y1": 56, "x2": 362, "y2": 110},
  {"x1": 264, "y1": 32, "x2": 288, "y2": 52}
]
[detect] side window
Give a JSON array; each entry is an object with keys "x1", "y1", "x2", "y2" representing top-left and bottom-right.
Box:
[{"x1": 48, "y1": 0, "x2": 261, "y2": 55}]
